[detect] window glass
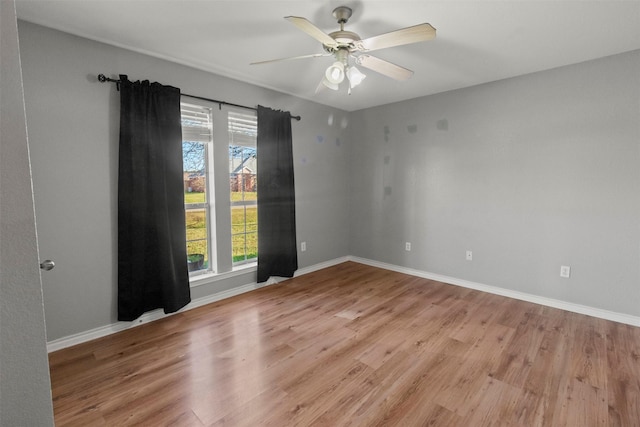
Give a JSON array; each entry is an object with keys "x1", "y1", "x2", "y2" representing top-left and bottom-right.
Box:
[
  {"x1": 229, "y1": 111, "x2": 258, "y2": 265},
  {"x1": 182, "y1": 103, "x2": 212, "y2": 274}
]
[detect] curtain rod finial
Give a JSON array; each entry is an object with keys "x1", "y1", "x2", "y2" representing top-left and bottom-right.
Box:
[{"x1": 98, "y1": 74, "x2": 107, "y2": 83}]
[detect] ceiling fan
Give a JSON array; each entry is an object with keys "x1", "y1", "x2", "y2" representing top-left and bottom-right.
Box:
[{"x1": 251, "y1": 6, "x2": 436, "y2": 94}]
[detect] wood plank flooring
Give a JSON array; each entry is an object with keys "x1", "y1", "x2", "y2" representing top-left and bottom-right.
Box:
[{"x1": 48, "y1": 262, "x2": 640, "y2": 426}]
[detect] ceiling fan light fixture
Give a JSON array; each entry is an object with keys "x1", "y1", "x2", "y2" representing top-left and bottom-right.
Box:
[
  {"x1": 325, "y1": 61, "x2": 345, "y2": 84},
  {"x1": 346, "y1": 65, "x2": 366, "y2": 88},
  {"x1": 321, "y1": 76, "x2": 340, "y2": 91}
]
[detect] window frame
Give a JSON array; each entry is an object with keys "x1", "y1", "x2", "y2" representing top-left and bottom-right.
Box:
[
  {"x1": 181, "y1": 101, "x2": 216, "y2": 277},
  {"x1": 181, "y1": 99, "x2": 259, "y2": 284},
  {"x1": 228, "y1": 111, "x2": 258, "y2": 267}
]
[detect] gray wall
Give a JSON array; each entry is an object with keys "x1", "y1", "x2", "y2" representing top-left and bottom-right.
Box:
[
  {"x1": 16, "y1": 19, "x2": 640, "y2": 344},
  {"x1": 350, "y1": 50, "x2": 640, "y2": 317},
  {"x1": 0, "y1": 1, "x2": 54, "y2": 424},
  {"x1": 18, "y1": 21, "x2": 351, "y2": 341}
]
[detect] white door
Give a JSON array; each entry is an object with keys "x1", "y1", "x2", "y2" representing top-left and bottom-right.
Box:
[{"x1": 0, "y1": 0, "x2": 55, "y2": 423}]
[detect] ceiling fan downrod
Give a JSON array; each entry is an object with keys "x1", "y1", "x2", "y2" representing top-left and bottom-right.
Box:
[{"x1": 333, "y1": 6, "x2": 353, "y2": 29}]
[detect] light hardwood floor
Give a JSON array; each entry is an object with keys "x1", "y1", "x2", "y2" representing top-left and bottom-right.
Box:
[{"x1": 49, "y1": 262, "x2": 640, "y2": 426}]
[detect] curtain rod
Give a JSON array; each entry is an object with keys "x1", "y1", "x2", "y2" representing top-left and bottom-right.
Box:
[{"x1": 97, "y1": 74, "x2": 301, "y2": 121}]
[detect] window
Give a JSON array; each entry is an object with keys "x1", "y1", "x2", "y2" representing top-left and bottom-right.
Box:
[
  {"x1": 182, "y1": 103, "x2": 213, "y2": 274},
  {"x1": 228, "y1": 111, "x2": 258, "y2": 265},
  {"x1": 181, "y1": 102, "x2": 258, "y2": 278}
]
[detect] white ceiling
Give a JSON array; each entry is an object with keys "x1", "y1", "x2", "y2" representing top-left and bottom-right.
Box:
[{"x1": 16, "y1": 0, "x2": 640, "y2": 112}]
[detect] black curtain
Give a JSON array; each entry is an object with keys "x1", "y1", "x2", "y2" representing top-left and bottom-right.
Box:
[
  {"x1": 117, "y1": 75, "x2": 191, "y2": 321},
  {"x1": 257, "y1": 106, "x2": 298, "y2": 283}
]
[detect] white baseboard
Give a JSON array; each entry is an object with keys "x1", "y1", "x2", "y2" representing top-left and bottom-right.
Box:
[
  {"x1": 46, "y1": 282, "x2": 258, "y2": 353},
  {"x1": 47, "y1": 255, "x2": 639, "y2": 352},
  {"x1": 46, "y1": 256, "x2": 350, "y2": 352},
  {"x1": 295, "y1": 256, "x2": 351, "y2": 277},
  {"x1": 348, "y1": 256, "x2": 640, "y2": 328}
]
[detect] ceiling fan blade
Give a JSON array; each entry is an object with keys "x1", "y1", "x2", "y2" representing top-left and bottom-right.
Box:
[
  {"x1": 356, "y1": 55, "x2": 414, "y2": 81},
  {"x1": 285, "y1": 16, "x2": 338, "y2": 48},
  {"x1": 355, "y1": 23, "x2": 436, "y2": 52},
  {"x1": 251, "y1": 53, "x2": 331, "y2": 65}
]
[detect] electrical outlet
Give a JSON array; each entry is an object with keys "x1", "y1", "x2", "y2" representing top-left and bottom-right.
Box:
[
  {"x1": 301, "y1": 242, "x2": 306, "y2": 252},
  {"x1": 560, "y1": 265, "x2": 571, "y2": 278},
  {"x1": 405, "y1": 242, "x2": 411, "y2": 251},
  {"x1": 466, "y1": 250, "x2": 473, "y2": 261}
]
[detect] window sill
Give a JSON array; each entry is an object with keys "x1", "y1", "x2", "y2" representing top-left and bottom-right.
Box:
[{"x1": 189, "y1": 263, "x2": 257, "y2": 288}]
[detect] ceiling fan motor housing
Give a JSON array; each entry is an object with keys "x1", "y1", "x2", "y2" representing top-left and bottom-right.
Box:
[{"x1": 325, "y1": 30, "x2": 361, "y2": 53}]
